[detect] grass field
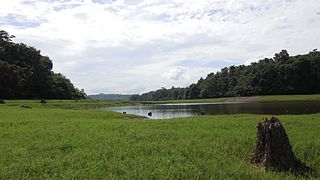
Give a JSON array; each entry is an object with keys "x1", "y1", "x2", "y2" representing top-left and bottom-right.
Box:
[
  {"x1": 141, "y1": 97, "x2": 230, "y2": 104},
  {"x1": 0, "y1": 101, "x2": 319, "y2": 179},
  {"x1": 2, "y1": 100, "x2": 141, "y2": 109},
  {"x1": 141, "y1": 94, "x2": 320, "y2": 104},
  {"x1": 250, "y1": 94, "x2": 320, "y2": 102}
]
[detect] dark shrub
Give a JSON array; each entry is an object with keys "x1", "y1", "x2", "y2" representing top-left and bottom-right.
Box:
[
  {"x1": 21, "y1": 105, "x2": 32, "y2": 108},
  {"x1": 40, "y1": 99, "x2": 47, "y2": 104}
]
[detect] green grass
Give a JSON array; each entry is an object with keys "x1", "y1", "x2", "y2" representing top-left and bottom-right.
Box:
[
  {"x1": 141, "y1": 94, "x2": 320, "y2": 104},
  {"x1": 141, "y1": 97, "x2": 230, "y2": 104},
  {"x1": 3, "y1": 100, "x2": 141, "y2": 109},
  {"x1": 251, "y1": 94, "x2": 320, "y2": 102},
  {"x1": 0, "y1": 103, "x2": 319, "y2": 179}
]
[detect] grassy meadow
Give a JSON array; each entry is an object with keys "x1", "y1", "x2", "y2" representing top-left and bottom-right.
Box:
[
  {"x1": 141, "y1": 97, "x2": 230, "y2": 104},
  {"x1": 0, "y1": 100, "x2": 319, "y2": 179},
  {"x1": 250, "y1": 94, "x2": 320, "y2": 102},
  {"x1": 3, "y1": 100, "x2": 141, "y2": 109},
  {"x1": 141, "y1": 94, "x2": 320, "y2": 104}
]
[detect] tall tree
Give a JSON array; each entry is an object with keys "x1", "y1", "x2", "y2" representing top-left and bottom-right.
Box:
[{"x1": 0, "y1": 30, "x2": 86, "y2": 99}]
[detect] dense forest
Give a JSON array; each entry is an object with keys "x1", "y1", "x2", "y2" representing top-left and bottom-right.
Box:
[
  {"x1": 88, "y1": 93, "x2": 131, "y2": 101},
  {"x1": 0, "y1": 30, "x2": 86, "y2": 99},
  {"x1": 131, "y1": 50, "x2": 320, "y2": 101}
]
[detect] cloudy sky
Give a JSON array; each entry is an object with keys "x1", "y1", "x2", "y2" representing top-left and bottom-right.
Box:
[{"x1": 1, "y1": 0, "x2": 319, "y2": 94}]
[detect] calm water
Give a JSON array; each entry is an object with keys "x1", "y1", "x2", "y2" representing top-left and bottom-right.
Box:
[{"x1": 100, "y1": 101, "x2": 320, "y2": 119}]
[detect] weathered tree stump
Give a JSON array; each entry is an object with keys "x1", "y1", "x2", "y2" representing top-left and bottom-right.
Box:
[{"x1": 248, "y1": 117, "x2": 312, "y2": 174}]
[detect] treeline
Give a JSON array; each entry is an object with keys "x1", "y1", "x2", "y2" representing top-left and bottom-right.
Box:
[
  {"x1": 88, "y1": 93, "x2": 131, "y2": 101},
  {"x1": 130, "y1": 50, "x2": 320, "y2": 101},
  {"x1": 0, "y1": 30, "x2": 86, "y2": 99}
]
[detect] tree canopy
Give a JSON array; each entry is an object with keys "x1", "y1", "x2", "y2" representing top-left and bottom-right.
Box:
[
  {"x1": 131, "y1": 50, "x2": 320, "y2": 101},
  {"x1": 0, "y1": 30, "x2": 86, "y2": 99}
]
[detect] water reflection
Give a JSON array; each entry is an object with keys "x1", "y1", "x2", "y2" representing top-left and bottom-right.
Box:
[{"x1": 100, "y1": 101, "x2": 320, "y2": 119}]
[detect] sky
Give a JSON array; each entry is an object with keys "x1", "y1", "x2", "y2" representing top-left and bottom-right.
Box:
[{"x1": 1, "y1": 0, "x2": 320, "y2": 95}]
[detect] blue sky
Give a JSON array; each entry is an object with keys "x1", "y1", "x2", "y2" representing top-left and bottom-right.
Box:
[{"x1": 1, "y1": 0, "x2": 319, "y2": 94}]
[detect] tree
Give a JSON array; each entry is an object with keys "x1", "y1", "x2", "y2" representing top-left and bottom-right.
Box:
[
  {"x1": 131, "y1": 50, "x2": 320, "y2": 101},
  {"x1": 0, "y1": 30, "x2": 86, "y2": 99},
  {"x1": 274, "y1": 50, "x2": 290, "y2": 63},
  {"x1": 0, "y1": 30, "x2": 15, "y2": 42}
]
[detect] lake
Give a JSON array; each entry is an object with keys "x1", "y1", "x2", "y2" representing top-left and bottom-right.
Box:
[{"x1": 100, "y1": 101, "x2": 320, "y2": 119}]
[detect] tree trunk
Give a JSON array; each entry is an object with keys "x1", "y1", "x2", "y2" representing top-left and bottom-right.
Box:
[{"x1": 248, "y1": 117, "x2": 312, "y2": 174}]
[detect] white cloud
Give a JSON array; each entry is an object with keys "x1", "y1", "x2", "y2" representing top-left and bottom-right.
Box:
[
  {"x1": 162, "y1": 66, "x2": 186, "y2": 81},
  {"x1": 0, "y1": 0, "x2": 319, "y2": 94}
]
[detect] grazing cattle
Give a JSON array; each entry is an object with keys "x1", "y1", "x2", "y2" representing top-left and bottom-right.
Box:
[{"x1": 148, "y1": 112, "x2": 152, "y2": 116}]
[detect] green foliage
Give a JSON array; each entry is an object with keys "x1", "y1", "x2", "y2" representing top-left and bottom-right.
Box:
[
  {"x1": 88, "y1": 93, "x2": 132, "y2": 101},
  {"x1": 130, "y1": 87, "x2": 187, "y2": 101},
  {"x1": 0, "y1": 105, "x2": 319, "y2": 178},
  {"x1": 0, "y1": 30, "x2": 86, "y2": 99},
  {"x1": 40, "y1": 99, "x2": 47, "y2": 104},
  {"x1": 132, "y1": 50, "x2": 320, "y2": 101},
  {"x1": 0, "y1": 30, "x2": 15, "y2": 42}
]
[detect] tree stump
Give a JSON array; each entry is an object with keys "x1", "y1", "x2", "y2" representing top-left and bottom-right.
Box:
[{"x1": 248, "y1": 117, "x2": 312, "y2": 174}]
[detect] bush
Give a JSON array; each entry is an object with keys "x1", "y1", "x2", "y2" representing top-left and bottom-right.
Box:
[
  {"x1": 21, "y1": 105, "x2": 32, "y2": 108},
  {"x1": 40, "y1": 99, "x2": 47, "y2": 104},
  {"x1": 0, "y1": 99, "x2": 5, "y2": 104}
]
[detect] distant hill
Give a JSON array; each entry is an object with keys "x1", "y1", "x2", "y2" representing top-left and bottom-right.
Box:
[{"x1": 88, "y1": 94, "x2": 132, "y2": 101}]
